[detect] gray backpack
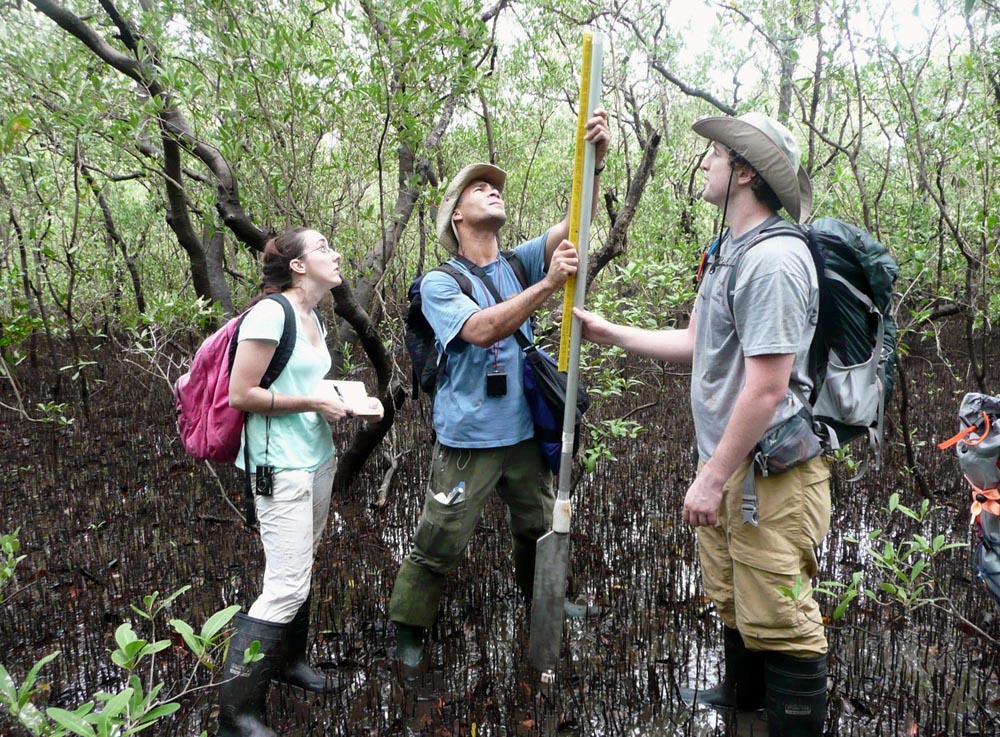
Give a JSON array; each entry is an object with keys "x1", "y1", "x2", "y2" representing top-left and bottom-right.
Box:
[{"x1": 941, "y1": 393, "x2": 1000, "y2": 606}]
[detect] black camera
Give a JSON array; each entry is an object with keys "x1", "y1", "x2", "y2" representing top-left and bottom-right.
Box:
[
  {"x1": 486, "y1": 365, "x2": 507, "y2": 397},
  {"x1": 255, "y1": 465, "x2": 275, "y2": 496}
]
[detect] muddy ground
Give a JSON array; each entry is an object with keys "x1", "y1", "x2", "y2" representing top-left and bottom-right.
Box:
[{"x1": 1, "y1": 326, "x2": 999, "y2": 736}]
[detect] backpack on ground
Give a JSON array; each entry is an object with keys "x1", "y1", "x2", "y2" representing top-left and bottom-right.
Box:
[
  {"x1": 404, "y1": 251, "x2": 528, "y2": 399},
  {"x1": 174, "y1": 293, "x2": 296, "y2": 463},
  {"x1": 938, "y1": 393, "x2": 1000, "y2": 608},
  {"x1": 728, "y1": 217, "x2": 899, "y2": 475}
]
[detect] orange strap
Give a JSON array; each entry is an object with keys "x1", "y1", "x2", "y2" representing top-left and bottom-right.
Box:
[
  {"x1": 938, "y1": 412, "x2": 991, "y2": 450},
  {"x1": 967, "y1": 477, "x2": 1000, "y2": 523}
]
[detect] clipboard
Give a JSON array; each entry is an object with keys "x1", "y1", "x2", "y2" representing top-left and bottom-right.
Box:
[{"x1": 320, "y1": 380, "x2": 381, "y2": 419}]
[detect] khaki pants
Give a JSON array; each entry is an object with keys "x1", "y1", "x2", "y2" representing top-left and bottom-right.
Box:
[
  {"x1": 247, "y1": 455, "x2": 336, "y2": 624},
  {"x1": 697, "y1": 455, "x2": 831, "y2": 657}
]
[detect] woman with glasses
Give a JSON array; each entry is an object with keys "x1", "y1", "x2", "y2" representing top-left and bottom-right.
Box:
[{"x1": 219, "y1": 227, "x2": 383, "y2": 737}]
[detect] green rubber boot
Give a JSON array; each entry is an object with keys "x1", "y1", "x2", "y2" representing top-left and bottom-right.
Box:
[
  {"x1": 394, "y1": 623, "x2": 426, "y2": 668},
  {"x1": 389, "y1": 560, "x2": 445, "y2": 666}
]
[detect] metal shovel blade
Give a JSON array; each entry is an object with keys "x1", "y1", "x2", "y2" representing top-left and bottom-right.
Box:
[{"x1": 528, "y1": 529, "x2": 570, "y2": 673}]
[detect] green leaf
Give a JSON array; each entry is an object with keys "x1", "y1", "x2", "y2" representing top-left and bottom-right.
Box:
[
  {"x1": 124, "y1": 640, "x2": 148, "y2": 660},
  {"x1": 17, "y1": 701, "x2": 48, "y2": 732},
  {"x1": 95, "y1": 687, "x2": 133, "y2": 730},
  {"x1": 200, "y1": 605, "x2": 240, "y2": 642},
  {"x1": 832, "y1": 591, "x2": 856, "y2": 620},
  {"x1": 22, "y1": 651, "x2": 61, "y2": 702},
  {"x1": 114, "y1": 623, "x2": 138, "y2": 652},
  {"x1": 0, "y1": 663, "x2": 18, "y2": 704},
  {"x1": 158, "y1": 585, "x2": 190, "y2": 610},
  {"x1": 48, "y1": 705, "x2": 98, "y2": 737},
  {"x1": 137, "y1": 701, "x2": 181, "y2": 723},
  {"x1": 141, "y1": 640, "x2": 171, "y2": 657},
  {"x1": 243, "y1": 639, "x2": 263, "y2": 664},
  {"x1": 169, "y1": 619, "x2": 202, "y2": 655},
  {"x1": 145, "y1": 681, "x2": 164, "y2": 703},
  {"x1": 880, "y1": 542, "x2": 896, "y2": 562}
]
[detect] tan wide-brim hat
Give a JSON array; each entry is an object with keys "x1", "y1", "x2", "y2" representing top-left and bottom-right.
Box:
[
  {"x1": 435, "y1": 163, "x2": 507, "y2": 253},
  {"x1": 692, "y1": 112, "x2": 813, "y2": 223}
]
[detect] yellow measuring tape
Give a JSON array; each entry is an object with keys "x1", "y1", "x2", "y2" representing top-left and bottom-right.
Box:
[{"x1": 558, "y1": 34, "x2": 593, "y2": 372}]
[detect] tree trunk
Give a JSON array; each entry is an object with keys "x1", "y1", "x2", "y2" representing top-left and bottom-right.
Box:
[{"x1": 588, "y1": 128, "x2": 661, "y2": 289}]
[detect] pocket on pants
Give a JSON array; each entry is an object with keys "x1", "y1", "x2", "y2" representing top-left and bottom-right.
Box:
[
  {"x1": 413, "y1": 495, "x2": 468, "y2": 568},
  {"x1": 269, "y1": 469, "x2": 313, "y2": 503}
]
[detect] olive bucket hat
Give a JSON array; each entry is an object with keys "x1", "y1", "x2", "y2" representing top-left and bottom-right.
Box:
[
  {"x1": 435, "y1": 163, "x2": 507, "y2": 253},
  {"x1": 692, "y1": 112, "x2": 813, "y2": 223}
]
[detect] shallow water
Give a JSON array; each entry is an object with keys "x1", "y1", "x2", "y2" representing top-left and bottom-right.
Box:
[{"x1": 1, "y1": 331, "x2": 998, "y2": 736}]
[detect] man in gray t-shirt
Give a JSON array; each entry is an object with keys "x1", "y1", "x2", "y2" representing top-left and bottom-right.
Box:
[{"x1": 576, "y1": 113, "x2": 830, "y2": 734}]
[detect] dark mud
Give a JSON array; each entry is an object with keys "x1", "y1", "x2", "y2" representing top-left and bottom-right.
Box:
[{"x1": 1, "y1": 327, "x2": 998, "y2": 736}]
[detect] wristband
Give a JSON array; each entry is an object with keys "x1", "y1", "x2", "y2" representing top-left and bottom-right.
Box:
[{"x1": 594, "y1": 161, "x2": 606, "y2": 175}]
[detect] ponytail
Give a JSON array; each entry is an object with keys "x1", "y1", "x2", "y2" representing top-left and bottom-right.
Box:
[{"x1": 247, "y1": 227, "x2": 310, "y2": 307}]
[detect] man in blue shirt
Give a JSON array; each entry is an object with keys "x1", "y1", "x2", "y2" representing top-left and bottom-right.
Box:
[{"x1": 389, "y1": 111, "x2": 610, "y2": 666}]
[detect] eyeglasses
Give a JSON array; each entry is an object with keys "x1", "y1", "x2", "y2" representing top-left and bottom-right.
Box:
[{"x1": 298, "y1": 243, "x2": 332, "y2": 258}]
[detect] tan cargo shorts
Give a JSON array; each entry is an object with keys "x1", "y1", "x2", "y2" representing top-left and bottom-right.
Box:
[{"x1": 696, "y1": 455, "x2": 831, "y2": 656}]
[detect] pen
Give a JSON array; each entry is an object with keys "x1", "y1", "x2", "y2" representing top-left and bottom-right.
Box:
[{"x1": 332, "y1": 385, "x2": 354, "y2": 417}]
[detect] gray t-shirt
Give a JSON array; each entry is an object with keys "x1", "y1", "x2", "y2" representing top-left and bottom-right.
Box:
[{"x1": 691, "y1": 216, "x2": 818, "y2": 461}]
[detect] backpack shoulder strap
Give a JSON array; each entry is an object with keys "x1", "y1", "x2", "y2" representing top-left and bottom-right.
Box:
[
  {"x1": 228, "y1": 293, "x2": 298, "y2": 388},
  {"x1": 431, "y1": 262, "x2": 475, "y2": 299},
  {"x1": 230, "y1": 292, "x2": 296, "y2": 529},
  {"x1": 260, "y1": 293, "x2": 297, "y2": 389},
  {"x1": 452, "y1": 255, "x2": 533, "y2": 351},
  {"x1": 500, "y1": 250, "x2": 529, "y2": 291},
  {"x1": 725, "y1": 221, "x2": 810, "y2": 315}
]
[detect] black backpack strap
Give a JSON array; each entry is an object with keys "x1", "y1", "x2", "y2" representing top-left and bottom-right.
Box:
[
  {"x1": 260, "y1": 293, "x2": 298, "y2": 388},
  {"x1": 226, "y1": 292, "x2": 298, "y2": 383},
  {"x1": 500, "y1": 250, "x2": 529, "y2": 291},
  {"x1": 452, "y1": 255, "x2": 533, "y2": 352},
  {"x1": 231, "y1": 292, "x2": 298, "y2": 529},
  {"x1": 417, "y1": 264, "x2": 475, "y2": 395},
  {"x1": 432, "y1": 263, "x2": 474, "y2": 299}
]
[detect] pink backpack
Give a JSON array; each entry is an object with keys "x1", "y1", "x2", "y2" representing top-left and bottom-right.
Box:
[{"x1": 174, "y1": 294, "x2": 296, "y2": 463}]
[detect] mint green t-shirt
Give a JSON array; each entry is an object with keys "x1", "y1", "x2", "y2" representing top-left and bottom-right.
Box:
[{"x1": 235, "y1": 298, "x2": 335, "y2": 473}]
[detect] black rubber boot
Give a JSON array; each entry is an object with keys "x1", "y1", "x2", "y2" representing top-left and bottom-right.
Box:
[
  {"x1": 217, "y1": 612, "x2": 283, "y2": 737},
  {"x1": 512, "y1": 533, "x2": 542, "y2": 603},
  {"x1": 764, "y1": 651, "x2": 827, "y2": 736},
  {"x1": 275, "y1": 596, "x2": 338, "y2": 693},
  {"x1": 679, "y1": 627, "x2": 766, "y2": 711}
]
